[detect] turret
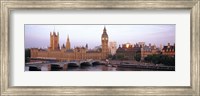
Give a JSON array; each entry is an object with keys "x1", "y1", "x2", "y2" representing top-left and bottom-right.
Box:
[
  {"x1": 48, "y1": 30, "x2": 59, "y2": 51},
  {"x1": 167, "y1": 43, "x2": 170, "y2": 48},
  {"x1": 66, "y1": 34, "x2": 71, "y2": 50},
  {"x1": 85, "y1": 44, "x2": 88, "y2": 49}
]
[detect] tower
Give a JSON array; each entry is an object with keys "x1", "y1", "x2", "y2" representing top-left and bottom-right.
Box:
[
  {"x1": 49, "y1": 32, "x2": 59, "y2": 50},
  {"x1": 101, "y1": 26, "x2": 109, "y2": 59},
  {"x1": 109, "y1": 41, "x2": 117, "y2": 55},
  {"x1": 66, "y1": 34, "x2": 71, "y2": 50},
  {"x1": 85, "y1": 44, "x2": 88, "y2": 49}
]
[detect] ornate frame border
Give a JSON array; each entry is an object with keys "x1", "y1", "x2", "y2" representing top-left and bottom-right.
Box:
[{"x1": 1, "y1": 0, "x2": 199, "y2": 95}]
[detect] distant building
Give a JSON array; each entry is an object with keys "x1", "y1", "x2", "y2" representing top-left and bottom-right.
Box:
[
  {"x1": 109, "y1": 41, "x2": 117, "y2": 55},
  {"x1": 115, "y1": 42, "x2": 162, "y2": 60},
  {"x1": 162, "y1": 43, "x2": 175, "y2": 57},
  {"x1": 116, "y1": 43, "x2": 136, "y2": 60},
  {"x1": 140, "y1": 43, "x2": 160, "y2": 60},
  {"x1": 138, "y1": 42, "x2": 145, "y2": 47},
  {"x1": 31, "y1": 27, "x2": 109, "y2": 61},
  {"x1": 160, "y1": 44, "x2": 163, "y2": 50}
]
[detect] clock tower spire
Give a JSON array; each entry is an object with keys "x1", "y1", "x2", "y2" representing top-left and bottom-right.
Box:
[{"x1": 101, "y1": 26, "x2": 109, "y2": 59}]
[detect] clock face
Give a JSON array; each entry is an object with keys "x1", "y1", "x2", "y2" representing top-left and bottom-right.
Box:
[{"x1": 102, "y1": 37, "x2": 108, "y2": 41}]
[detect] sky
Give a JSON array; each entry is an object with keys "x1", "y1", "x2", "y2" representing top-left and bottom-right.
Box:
[{"x1": 25, "y1": 24, "x2": 175, "y2": 49}]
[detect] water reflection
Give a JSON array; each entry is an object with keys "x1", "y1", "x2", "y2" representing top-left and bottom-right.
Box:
[
  {"x1": 63, "y1": 65, "x2": 154, "y2": 71},
  {"x1": 67, "y1": 65, "x2": 117, "y2": 71},
  {"x1": 26, "y1": 64, "x2": 158, "y2": 71}
]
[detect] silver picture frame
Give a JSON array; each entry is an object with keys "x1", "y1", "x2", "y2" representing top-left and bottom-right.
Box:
[{"x1": 1, "y1": 0, "x2": 199, "y2": 95}]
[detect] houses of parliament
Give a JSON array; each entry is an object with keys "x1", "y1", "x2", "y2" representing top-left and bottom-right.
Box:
[{"x1": 30, "y1": 27, "x2": 109, "y2": 61}]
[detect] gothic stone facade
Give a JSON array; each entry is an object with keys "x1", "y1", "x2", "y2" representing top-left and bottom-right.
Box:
[
  {"x1": 30, "y1": 27, "x2": 109, "y2": 61},
  {"x1": 161, "y1": 43, "x2": 175, "y2": 57},
  {"x1": 116, "y1": 43, "x2": 163, "y2": 60}
]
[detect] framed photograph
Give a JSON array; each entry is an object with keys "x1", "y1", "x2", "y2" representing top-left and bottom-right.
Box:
[
  {"x1": 25, "y1": 24, "x2": 175, "y2": 71},
  {"x1": 1, "y1": 0, "x2": 199, "y2": 95}
]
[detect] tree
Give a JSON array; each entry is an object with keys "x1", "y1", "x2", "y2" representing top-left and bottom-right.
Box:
[
  {"x1": 108, "y1": 54, "x2": 113, "y2": 59},
  {"x1": 116, "y1": 54, "x2": 125, "y2": 60},
  {"x1": 144, "y1": 54, "x2": 175, "y2": 66},
  {"x1": 112, "y1": 55, "x2": 117, "y2": 60},
  {"x1": 151, "y1": 54, "x2": 161, "y2": 64},
  {"x1": 25, "y1": 49, "x2": 31, "y2": 63},
  {"x1": 144, "y1": 55, "x2": 152, "y2": 63},
  {"x1": 134, "y1": 53, "x2": 141, "y2": 62}
]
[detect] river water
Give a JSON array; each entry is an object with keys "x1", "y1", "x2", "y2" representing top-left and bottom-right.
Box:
[
  {"x1": 41, "y1": 65, "x2": 156, "y2": 71},
  {"x1": 25, "y1": 63, "x2": 159, "y2": 71},
  {"x1": 69, "y1": 65, "x2": 157, "y2": 71},
  {"x1": 26, "y1": 60, "x2": 163, "y2": 71},
  {"x1": 25, "y1": 64, "x2": 168, "y2": 71},
  {"x1": 67, "y1": 65, "x2": 117, "y2": 71}
]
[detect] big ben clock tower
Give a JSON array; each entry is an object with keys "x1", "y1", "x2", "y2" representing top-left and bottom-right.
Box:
[{"x1": 101, "y1": 26, "x2": 109, "y2": 59}]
